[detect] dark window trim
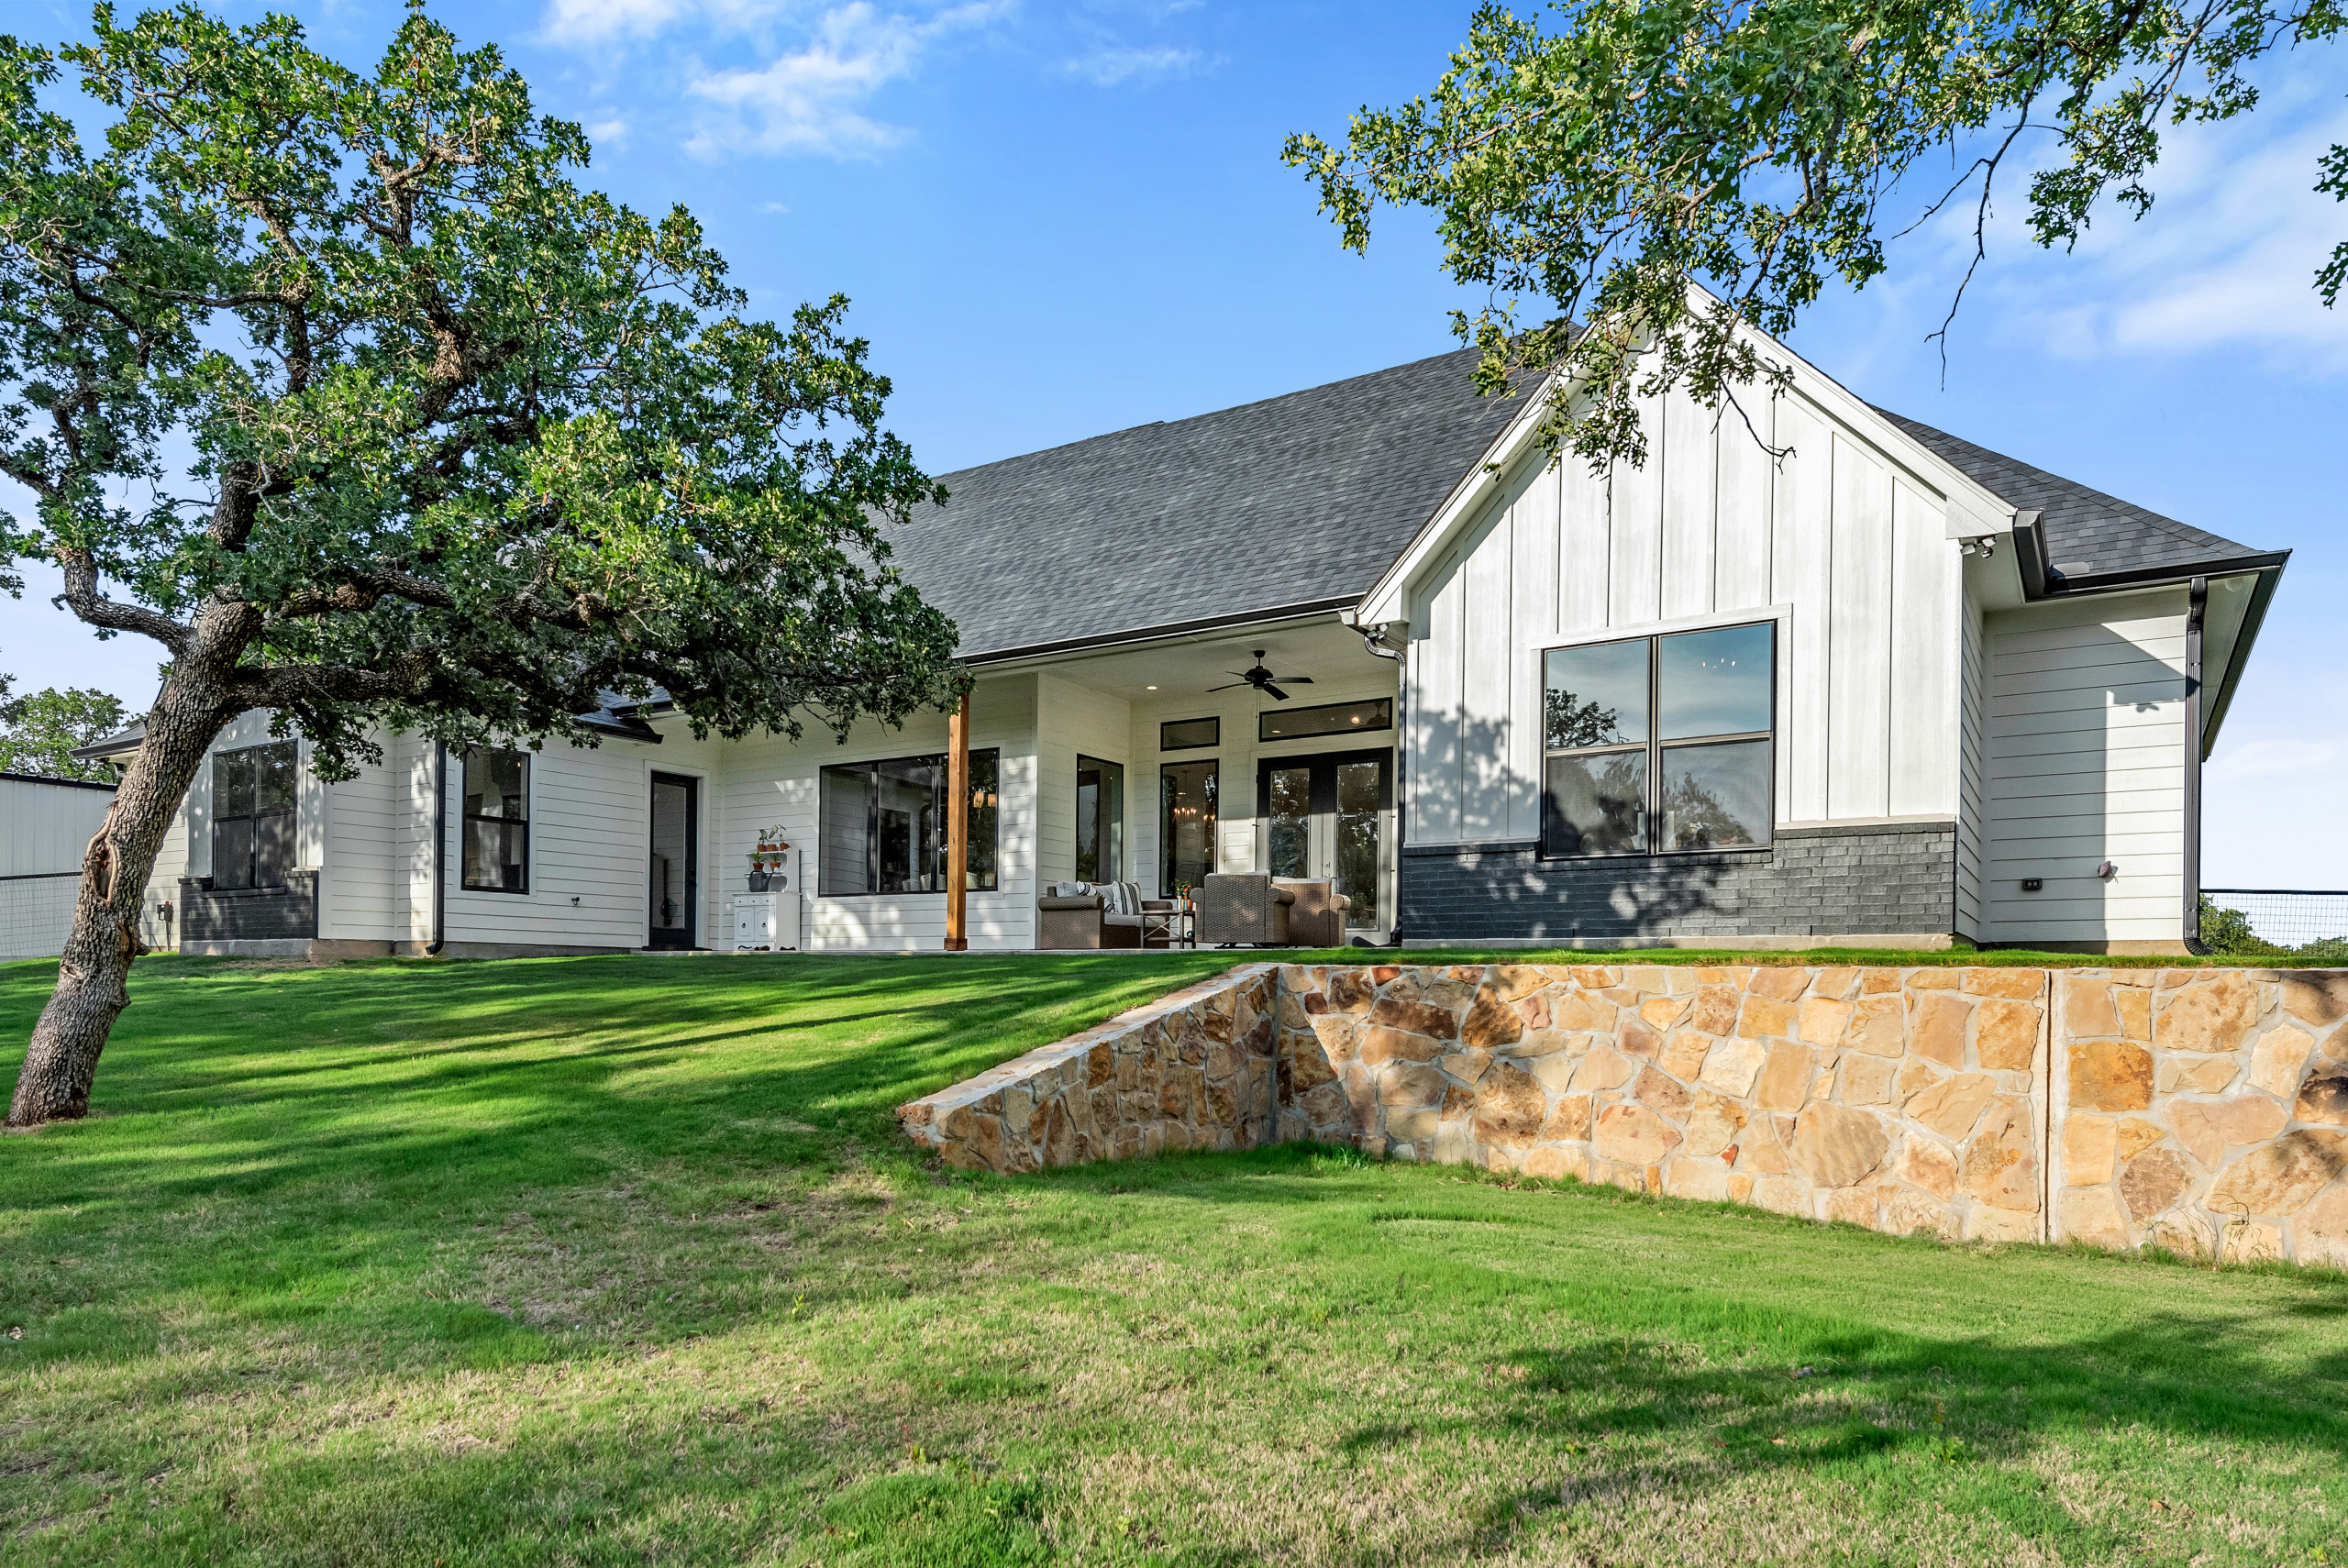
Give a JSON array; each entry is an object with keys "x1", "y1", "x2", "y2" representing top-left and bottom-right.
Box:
[
  {"x1": 1257, "y1": 696, "x2": 1394, "y2": 745},
  {"x1": 648, "y1": 770, "x2": 701, "y2": 946},
  {"x1": 1157, "y1": 717, "x2": 1220, "y2": 753},
  {"x1": 460, "y1": 748, "x2": 532, "y2": 896},
  {"x1": 1076, "y1": 753, "x2": 1126, "y2": 885},
  {"x1": 212, "y1": 741, "x2": 298, "y2": 890},
  {"x1": 1537, "y1": 622, "x2": 1778, "y2": 862},
  {"x1": 1157, "y1": 754, "x2": 1219, "y2": 896},
  {"x1": 817, "y1": 747, "x2": 1002, "y2": 899}
]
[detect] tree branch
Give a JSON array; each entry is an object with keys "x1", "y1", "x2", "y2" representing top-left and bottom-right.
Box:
[{"x1": 54, "y1": 550, "x2": 193, "y2": 653}]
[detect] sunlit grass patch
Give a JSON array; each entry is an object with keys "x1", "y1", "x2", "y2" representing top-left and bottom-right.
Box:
[{"x1": 1, "y1": 950, "x2": 2344, "y2": 1564}]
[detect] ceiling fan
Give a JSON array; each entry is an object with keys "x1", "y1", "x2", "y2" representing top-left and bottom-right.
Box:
[{"x1": 1208, "y1": 650, "x2": 1315, "y2": 702}]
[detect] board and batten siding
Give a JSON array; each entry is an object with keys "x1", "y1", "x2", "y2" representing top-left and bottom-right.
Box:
[
  {"x1": 1981, "y1": 587, "x2": 2188, "y2": 944},
  {"x1": 1407, "y1": 387, "x2": 1966, "y2": 846}
]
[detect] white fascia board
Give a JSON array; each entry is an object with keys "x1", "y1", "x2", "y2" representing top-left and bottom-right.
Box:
[{"x1": 1357, "y1": 372, "x2": 1563, "y2": 628}]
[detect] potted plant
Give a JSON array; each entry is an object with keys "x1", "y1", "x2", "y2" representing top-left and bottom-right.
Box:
[{"x1": 748, "y1": 828, "x2": 790, "y2": 891}]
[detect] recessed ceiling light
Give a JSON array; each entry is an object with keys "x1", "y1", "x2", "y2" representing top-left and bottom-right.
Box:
[{"x1": 1146, "y1": 684, "x2": 1157, "y2": 690}]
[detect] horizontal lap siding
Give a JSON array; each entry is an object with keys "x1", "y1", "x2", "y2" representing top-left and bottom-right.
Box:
[
  {"x1": 1955, "y1": 590, "x2": 1986, "y2": 938},
  {"x1": 1984, "y1": 592, "x2": 2188, "y2": 943},
  {"x1": 442, "y1": 734, "x2": 686, "y2": 950},
  {"x1": 722, "y1": 676, "x2": 1037, "y2": 953},
  {"x1": 1036, "y1": 676, "x2": 1135, "y2": 890},
  {"x1": 320, "y1": 737, "x2": 408, "y2": 943}
]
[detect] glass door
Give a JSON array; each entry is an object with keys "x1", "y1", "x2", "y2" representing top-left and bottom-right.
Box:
[
  {"x1": 648, "y1": 772, "x2": 698, "y2": 949},
  {"x1": 1256, "y1": 748, "x2": 1390, "y2": 932},
  {"x1": 1158, "y1": 759, "x2": 1216, "y2": 899},
  {"x1": 1077, "y1": 756, "x2": 1124, "y2": 882}
]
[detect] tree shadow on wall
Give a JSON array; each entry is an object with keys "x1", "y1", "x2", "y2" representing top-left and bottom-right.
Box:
[{"x1": 1406, "y1": 707, "x2": 1740, "y2": 941}]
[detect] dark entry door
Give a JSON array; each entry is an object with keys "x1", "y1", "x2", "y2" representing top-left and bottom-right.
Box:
[
  {"x1": 1256, "y1": 748, "x2": 1391, "y2": 933},
  {"x1": 648, "y1": 772, "x2": 699, "y2": 949}
]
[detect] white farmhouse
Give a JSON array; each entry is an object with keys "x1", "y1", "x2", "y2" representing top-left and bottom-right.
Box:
[{"x1": 76, "y1": 332, "x2": 2284, "y2": 958}]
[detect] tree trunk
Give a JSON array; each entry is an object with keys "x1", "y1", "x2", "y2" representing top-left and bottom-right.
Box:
[{"x1": 6, "y1": 680, "x2": 231, "y2": 1127}]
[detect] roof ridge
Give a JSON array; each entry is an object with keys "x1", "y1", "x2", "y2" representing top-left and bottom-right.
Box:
[{"x1": 933, "y1": 344, "x2": 1483, "y2": 485}]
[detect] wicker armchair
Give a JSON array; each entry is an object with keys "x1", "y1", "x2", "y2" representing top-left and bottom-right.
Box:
[
  {"x1": 1274, "y1": 879, "x2": 1351, "y2": 946},
  {"x1": 1195, "y1": 873, "x2": 1295, "y2": 946}
]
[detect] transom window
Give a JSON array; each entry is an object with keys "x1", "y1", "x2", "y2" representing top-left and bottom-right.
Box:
[
  {"x1": 1541, "y1": 623, "x2": 1775, "y2": 858},
  {"x1": 461, "y1": 750, "x2": 531, "y2": 894},
  {"x1": 1259, "y1": 697, "x2": 1392, "y2": 743},
  {"x1": 819, "y1": 750, "x2": 1001, "y2": 896},
  {"x1": 212, "y1": 742, "x2": 297, "y2": 889}
]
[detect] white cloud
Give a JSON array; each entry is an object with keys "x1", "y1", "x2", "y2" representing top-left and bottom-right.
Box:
[
  {"x1": 1918, "y1": 72, "x2": 2348, "y2": 375},
  {"x1": 684, "y1": 2, "x2": 1007, "y2": 158},
  {"x1": 539, "y1": 0, "x2": 778, "y2": 43},
  {"x1": 542, "y1": 0, "x2": 693, "y2": 42},
  {"x1": 586, "y1": 117, "x2": 630, "y2": 146},
  {"x1": 1063, "y1": 44, "x2": 1200, "y2": 86}
]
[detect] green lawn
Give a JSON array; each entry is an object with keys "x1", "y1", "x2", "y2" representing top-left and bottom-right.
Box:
[{"x1": 3, "y1": 951, "x2": 2345, "y2": 1566}]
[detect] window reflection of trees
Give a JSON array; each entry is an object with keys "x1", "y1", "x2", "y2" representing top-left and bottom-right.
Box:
[
  {"x1": 1543, "y1": 689, "x2": 1624, "y2": 750},
  {"x1": 1662, "y1": 768, "x2": 1751, "y2": 849}
]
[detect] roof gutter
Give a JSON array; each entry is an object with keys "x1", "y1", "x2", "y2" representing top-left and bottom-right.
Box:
[
  {"x1": 2200, "y1": 561, "x2": 2285, "y2": 758},
  {"x1": 2182, "y1": 578, "x2": 2209, "y2": 954},
  {"x1": 958, "y1": 596, "x2": 1361, "y2": 668},
  {"x1": 2010, "y1": 508, "x2": 2290, "y2": 601}
]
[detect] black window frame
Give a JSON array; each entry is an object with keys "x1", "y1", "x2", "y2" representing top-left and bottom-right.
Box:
[
  {"x1": 1158, "y1": 756, "x2": 1218, "y2": 897},
  {"x1": 1076, "y1": 754, "x2": 1124, "y2": 884},
  {"x1": 1258, "y1": 696, "x2": 1393, "y2": 744},
  {"x1": 817, "y1": 748, "x2": 1001, "y2": 898},
  {"x1": 210, "y1": 741, "x2": 298, "y2": 890},
  {"x1": 460, "y1": 748, "x2": 532, "y2": 895},
  {"x1": 1538, "y1": 621, "x2": 1777, "y2": 861},
  {"x1": 1158, "y1": 716, "x2": 1219, "y2": 752}
]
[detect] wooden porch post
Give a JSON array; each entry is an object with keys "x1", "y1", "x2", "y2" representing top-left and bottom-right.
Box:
[{"x1": 945, "y1": 691, "x2": 969, "y2": 951}]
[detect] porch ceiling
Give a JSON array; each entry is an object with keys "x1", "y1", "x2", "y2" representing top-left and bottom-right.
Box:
[{"x1": 1002, "y1": 617, "x2": 1394, "y2": 701}]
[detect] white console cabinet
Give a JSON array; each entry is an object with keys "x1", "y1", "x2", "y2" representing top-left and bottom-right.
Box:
[{"x1": 732, "y1": 847, "x2": 801, "y2": 952}]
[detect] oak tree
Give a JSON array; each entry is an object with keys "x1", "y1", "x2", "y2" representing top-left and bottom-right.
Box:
[
  {"x1": 0, "y1": 4, "x2": 962, "y2": 1124},
  {"x1": 1284, "y1": 0, "x2": 2344, "y2": 467}
]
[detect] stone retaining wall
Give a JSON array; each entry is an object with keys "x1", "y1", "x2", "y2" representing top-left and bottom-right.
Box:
[
  {"x1": 1278, "y1": 962, "x2": 2046, "y2": 1243},
  {"x1": 898, "y1": 961, "x2": 2348, "y2": 1268},
  {"x1": 2050, "y1": 969, "x2": 2348, "y2": 1266},
  {"x1": 897, "y1": 966, "x2": 1277, "y2": 1171}
]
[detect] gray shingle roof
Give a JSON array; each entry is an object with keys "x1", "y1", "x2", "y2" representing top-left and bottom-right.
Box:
[
  {"x1": 1874, "y1": 407, "x2": 2275, "y2": 582},
  {"x1": 884, "y1": 347, "x2": 1516, "y2": 657}
]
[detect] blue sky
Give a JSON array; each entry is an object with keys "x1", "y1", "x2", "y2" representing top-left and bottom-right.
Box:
[{"x1": 1, "y1": 0, "x2": 2341, "y2": 887}]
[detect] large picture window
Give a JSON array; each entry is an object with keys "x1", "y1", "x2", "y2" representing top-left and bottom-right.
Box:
[
  {"x1": 1541, "y1": 622, "x2": 1774, "y2": 858},
  {"x1": 212, "y1": 742, "x2": 298, "y2": 889},
  {"x1": 819, "y1": 749, "x2": 1000, "y2": 896},
  {"x1": 462, "y1": 750, "x2": 531, "y2": 893}
]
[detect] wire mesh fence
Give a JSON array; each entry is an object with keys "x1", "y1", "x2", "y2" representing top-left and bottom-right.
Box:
[{"x1": 2199, "y1": 889, "x2": 2348, "y2": 958}]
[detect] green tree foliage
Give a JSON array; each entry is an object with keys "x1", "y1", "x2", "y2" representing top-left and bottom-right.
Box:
[
  {"x1": 0, "y1": 3, "x2": 964, "y2": 1124},
  {"x1": 1283, "y1": 0, "x2": 2344, "y2": 469},
  {"x1": 2197, "y1": 896, "x2": 2278, "y2": 954},
  {"x1": 0, "y1": 675, "x2": 126, "y2": 780}
]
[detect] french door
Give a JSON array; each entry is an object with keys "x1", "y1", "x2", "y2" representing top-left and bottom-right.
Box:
[
  {"x1": 1256, "y1": 748, "x2": 1391, "y2": 933},
  {"x1": 648, "y1": 772, "x2": 699, "y2": 949}
]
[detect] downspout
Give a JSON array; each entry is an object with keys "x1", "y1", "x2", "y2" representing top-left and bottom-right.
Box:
[
  {"x1": 426, "y1": 741, "x2": 448, "y2": 955},
  {"x1": 2182, "y1": 578, "x2": 2209, "y2": 955},
  {"x1": 1356, "y1": 619, "x2": 1405, "y2": 947}
]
